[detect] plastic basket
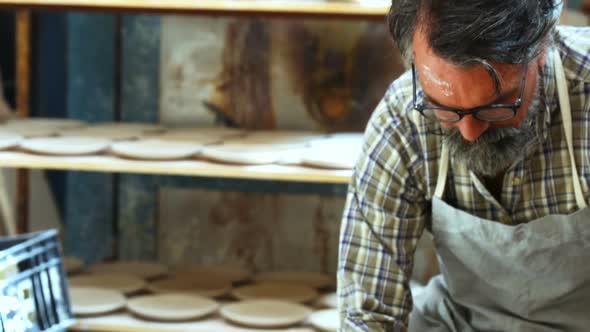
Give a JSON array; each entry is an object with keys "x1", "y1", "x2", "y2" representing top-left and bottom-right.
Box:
[{"x1": 0, "y1": 230, "x2": 74, "y2": 332}]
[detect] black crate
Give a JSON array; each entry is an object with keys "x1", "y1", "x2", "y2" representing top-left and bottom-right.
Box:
[{"x1": 0, "y1": 230, "x2": 74, "y2": 332}]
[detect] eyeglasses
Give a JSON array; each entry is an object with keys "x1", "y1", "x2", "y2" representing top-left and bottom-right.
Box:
[{"x1": 411, "y1": 63, "x2": 528, "y2": 123}]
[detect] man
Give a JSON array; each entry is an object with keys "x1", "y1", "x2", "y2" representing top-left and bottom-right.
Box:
[{"x1": 338, "y1": 0, "x2": 590, "y2": 331}]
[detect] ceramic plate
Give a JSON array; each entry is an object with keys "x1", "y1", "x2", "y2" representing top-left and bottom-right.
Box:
[
  {"x1": 308, "y1": 309, "x2": 339, "y2": 332},
  {"x1": 254, "y1": 271, "x2": 333, "y2": 289},
  {"x1": 68, "y1": 274, "x2": 146, "y2": 294},
  {"x1": 19, "y1": 136, "x2": 111, "y2": 155},
  {"x1": 69, "y1": 287, "x2": 126, "y2": 316},
  {"x1": 173, "y1": 265, "x2": 251, "y2": 284},
  {"x1": 232, "y1": 283, "x2": 318, "y2": 304},
  {"x1": 110, "y1": 139, "x2": 202, "y2": 160},
  {"x1": 148, "y1": 277, "x2": 232, "y2": 298},
  {"x1": 126, "y1": 293, "x2": 218, "y2": 321},
  {"x1": 220, "y1": 299, "x2": 311, "y2": 328},
  {"x1": 315, "y1": 292, "x2": 337, "y2": 308},
  {"x1": 0, "y1": 132, "x2": 23, "y2": 150},
  {"x1": 88, "y1": 261, "x2": 168, "y2": 280}
]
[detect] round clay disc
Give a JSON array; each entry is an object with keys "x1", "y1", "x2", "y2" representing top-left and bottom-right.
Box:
[
  {"x1": 19, "y1": 136, "x2": 111, "y2": 155},
  {"x1": 68, "y1": 274, "x2": 146, "y2": 294},
  {"x1": 231, "y1": 282, "x2": 318, "y2": 304},
  {"x1": 126, "y1": 293, "x2": 218, "y2": 321},
  {"x1": 88, "y1": 261, "x2": 168, "y2": 280},
  {"x1": 254, "y1": 271, "x2": 333, "y2": 289},
  {"x1": 147, "y1": 277, "x2": 232, "y2": 298},
  {"x1": 110, "y1": 139, "x2": 202, "y2": 160},
  {"x1": 0, "y1": 132, "x2": 23, "y2": 150},
  {"x1": 219, "y1": 299, "x2": 311, "y2": 328},
  {"x1": 173, "y1": 265, "x2": 251, "y2": 284},
  {"x1": 63, "y1": 256, "x2": 85, "y2": 274},
  {"x1": 315, "y1": 292, "x2": 337, "y2": 308},
  {"x1": 308, "y1": 309, "x2": 339, "y2": 332},
  {"x1": 69, "y1": 286, "x2": 126, "y2": 316}
]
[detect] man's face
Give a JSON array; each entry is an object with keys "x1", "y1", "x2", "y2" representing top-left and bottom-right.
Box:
[{"x1": 411, "y1": 28, "x2": 544, "y2": 176}]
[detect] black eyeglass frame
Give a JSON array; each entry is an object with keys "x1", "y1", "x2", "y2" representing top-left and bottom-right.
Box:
[{"x1": 411, "y1": 63, "x2": 528, "y2": 123}]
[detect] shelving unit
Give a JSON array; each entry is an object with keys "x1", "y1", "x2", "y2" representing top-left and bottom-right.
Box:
[
  {"x1": 0, "y1": 0, "x2": 389, "y2": 19},
  {"x1": 0, "y1": 151, "x2": 351, "y2": 184},
  {"x1": 0, "y1": 1, "x2": 386, "y2": 331}
]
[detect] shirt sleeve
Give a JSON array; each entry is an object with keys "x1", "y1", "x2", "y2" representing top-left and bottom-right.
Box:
[{"x1": 337, "y1": 97, "x2": 429, "y2": 332}]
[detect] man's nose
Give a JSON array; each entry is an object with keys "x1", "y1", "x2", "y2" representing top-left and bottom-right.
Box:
[{"x1": 454, "y1": 115, "x2": 490, "y2": 142}]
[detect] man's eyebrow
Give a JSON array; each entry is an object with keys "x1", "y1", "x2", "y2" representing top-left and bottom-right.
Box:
[{"x1": 422, "y1": 87, "x2": 519, "y2": 108}]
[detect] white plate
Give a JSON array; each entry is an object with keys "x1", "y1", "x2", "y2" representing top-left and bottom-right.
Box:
[
  {"x1": 254, "y1": 271, "x2": 333, "y2": 289},
  {"x1": 315, "y1": 292, "x2": 337, "y2": 308},
  {"x1": 308, "y1": 309, "x2": 339, "y2": 332},
  {"x1": 220, "y1": 299, "x2": 311, "y2": 328},
  {"x1": 69, "y1": 287, "x2": 126, "y2": 316},
  {"x1": 88, "y1": 261, "x2": 168, "y2": 280},
  {"x1": 19, "y1": 136, "x2": 111, "y2": 155},
  {"x1": 148, "y1": 277, "x2": 232, "y2": 298},
  {"x1": 0, "y1": 132, "x2": 23, "y2": 150},
  {"x1": 172, "y1": 265, "x2": 251, "y2": 284},
  {"x1": 68, "y1": 274, "x2": 146, "y2": 294},
  {"x1": 231, "y1": 283, "x2": 318, "y2": 304},
  {"x1": 110, "y1": 139, "x2": 202, "y2": 160},
  {"x1": 126, "y1": 294, "x2": 218, "y2": 321}
]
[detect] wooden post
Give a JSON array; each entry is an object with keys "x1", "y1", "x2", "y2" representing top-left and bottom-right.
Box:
[{"x1": 16, "y1": 10, "x2": 31, "y2": 234}]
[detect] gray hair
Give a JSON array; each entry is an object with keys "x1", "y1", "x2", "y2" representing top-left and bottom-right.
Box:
[{"x1": 388, "y1": 0, "x2": 561, "y2": 92}]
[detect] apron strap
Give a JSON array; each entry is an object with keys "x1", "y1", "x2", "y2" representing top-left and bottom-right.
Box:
[
  {"x1": 434, "y1": 143, "x2": 449, "y2": 199},
  {"x1": 553, "y1": 49, "x2": 588, "y2": 208}
]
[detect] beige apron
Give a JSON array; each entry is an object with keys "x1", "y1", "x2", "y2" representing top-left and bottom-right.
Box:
[{"x1": 409, "y1": 50, "x2": 590, "y2": 331}]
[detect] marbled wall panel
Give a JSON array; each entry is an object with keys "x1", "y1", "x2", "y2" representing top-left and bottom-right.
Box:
[{"x1": 156, "y1": 16, "x2": 411, "y2": 275}]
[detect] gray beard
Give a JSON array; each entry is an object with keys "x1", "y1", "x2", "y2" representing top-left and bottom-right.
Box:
[{"x1": 442, "y1": 93, "x2": 541, "y2": 177}]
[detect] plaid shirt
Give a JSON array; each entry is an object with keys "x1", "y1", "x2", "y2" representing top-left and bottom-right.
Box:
[{"x1": 338, "y1": 26, "x2": 590, "y2": 332}]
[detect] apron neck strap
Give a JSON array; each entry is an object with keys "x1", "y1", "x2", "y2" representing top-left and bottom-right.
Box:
[
  {"x1": 434, "y1": 49, "x2": 587, "y2": 208},
  {"x1": 553, "y1": 49, "x2": 587, "y2": 208}
]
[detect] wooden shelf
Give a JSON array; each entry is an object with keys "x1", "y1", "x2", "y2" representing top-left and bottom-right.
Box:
[
  {"x1": 71, "y1": 312, "x2": 316, "y2": 332},
  {"x1": 0, "y1": 151, "x2": 351, "y2": 184},
  {"x1": 0, "y1": 0, "x2": 389, "y2": 19}
]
